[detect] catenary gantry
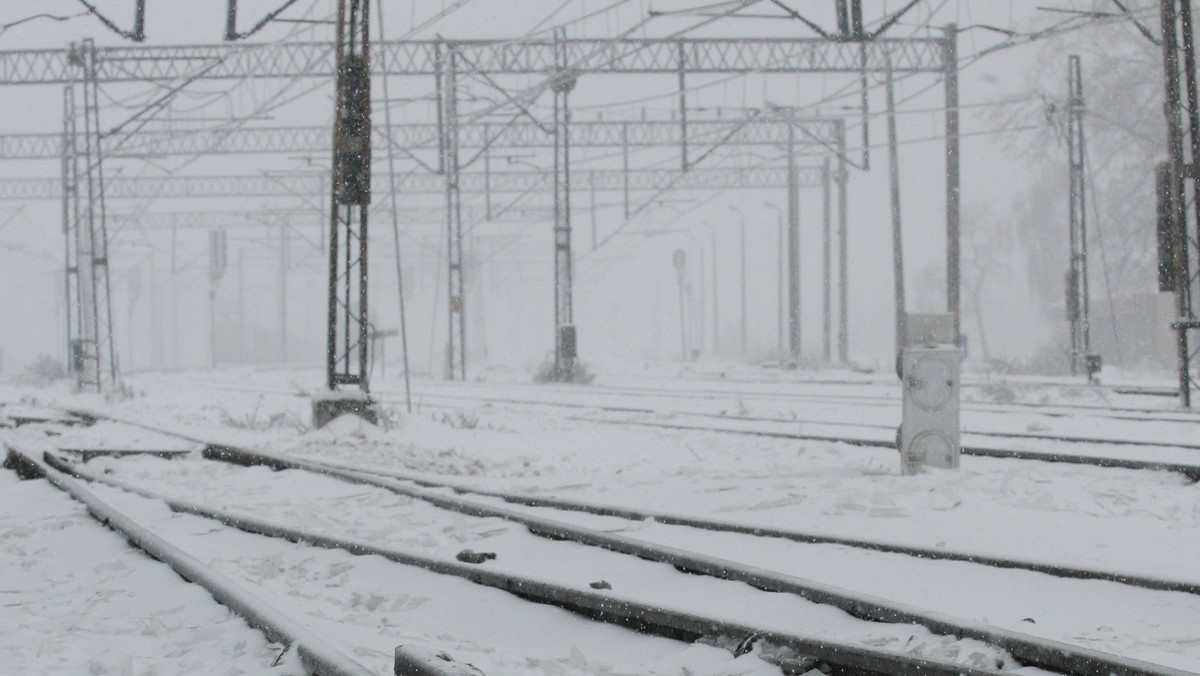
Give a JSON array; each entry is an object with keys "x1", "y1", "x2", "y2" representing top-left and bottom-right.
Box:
[{"x1": 2, "y1": 29, "x2": 959, "y2": 384}]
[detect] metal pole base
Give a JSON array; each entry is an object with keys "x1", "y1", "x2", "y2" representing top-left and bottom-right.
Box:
[{"x1": 312, "y1": 390, "x2": 379, "y2": 429}]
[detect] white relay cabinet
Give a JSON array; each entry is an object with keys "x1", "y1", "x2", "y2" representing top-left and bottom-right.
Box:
[{"x1": 898, "y1": 314, "x2": 961, "y2": 475}]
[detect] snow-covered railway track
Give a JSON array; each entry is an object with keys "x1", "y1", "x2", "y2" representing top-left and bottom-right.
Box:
[
  {"x1": 3, "y1": 414, "x2": 1193, "y2": 676},
  {"x1": 197, "y1": 444, "x2": 1200, "y2": 676},
  {"x1": 311, "y1": 457, "x2": 1200, "y2": 597},
  {"x1": 2, "y1": 445, "x2": 468, "y2": 676},
  {"x1": 136, "y1": 376, "x2": 1200, "y2": 471},
  {"x1": 2, "y1": 441, "x2": 1018, "y2": 676},
  {"x1": 404, "y1": 387, "x2": 1200, "y2": 454},
  {"x1": 155, "y1": 370, "x2": 1200, "y2": 427},
  {"x1": 407, "y1": 377, "x2": 1200, "y2": 424},
  {"x1": 69, "y1": 412, "x2": 1200, "y2": 676},
  {"x1": 570, "y1": 413, "x2": 1200, "y2": 481}
]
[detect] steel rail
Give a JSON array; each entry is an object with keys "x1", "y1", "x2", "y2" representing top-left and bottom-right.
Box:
[
  {"x1": 381, "y1": 386, "x2": 1200, "y2": 451},
  {"x1": 37, "y1": 408, "x2": 1200, "y2": 676},
  {"x1": 65, "y1": 391, "x2": 1200, "y2": 494},
  {"x1": 573, "y1": 416, "x2": 1200, "y2": 481},
  {"x1": 197, "y1": 443, "x2": 1190, "y2": 676},
  {"x1": 302, "y1": 456, "x2": 1200, "y2": 598},
  {"x1": 113, "y1": 375, "x2": 1197, "y2": 448},
  {"x1": 403, "y1": 375, "x2": 1200, "y2": 423},
  {"x1": 576, "y1": 379, "x2": 1200, "y2": 420},
  {"x1": 33, "y1": 447, "x2": 1012, "y2": 676},
  {"x1": 57, "y1": 383, "x2": 1200, "y2": 492},
  {"x1": 0, "y1": 443, "x2": 382, "y2": 676},
  {"x1": 3, "y1": 443, "x2": 481, "y2": 676}
]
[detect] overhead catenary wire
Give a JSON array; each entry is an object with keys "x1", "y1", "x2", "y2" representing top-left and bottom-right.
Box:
[
  {"x1": 74, "y1": 0, "x2": 144, "y2": 41},
  {"x1": 1084, "y1": 136, "x2": 1126, "y2": 368},
  {"x1": 378, "y1": 0, "x2": 413, "y2": 412},
  {"x1": 0, "y1": 10, "x2": 88, "y2": 37},
  {"x1": 39, "y1": 1, "x2": 1174, "y2": 374}
]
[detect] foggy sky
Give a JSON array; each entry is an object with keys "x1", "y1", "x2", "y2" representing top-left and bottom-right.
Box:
[{"x1": 0, "y1": 2, "x2": 1136, "y2": 377}]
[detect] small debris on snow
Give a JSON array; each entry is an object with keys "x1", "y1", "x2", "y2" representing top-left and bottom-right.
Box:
[{"x1": 455, "y1": 549, "x2": 497, "y2": 564}]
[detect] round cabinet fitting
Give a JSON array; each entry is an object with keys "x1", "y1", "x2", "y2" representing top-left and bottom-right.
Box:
[
  {"x1": 908, "y1": 355, "x2": 954, "y2": 411},
  {"x1": 908, "y1": 429, "x2": 955, "y2": 467}
]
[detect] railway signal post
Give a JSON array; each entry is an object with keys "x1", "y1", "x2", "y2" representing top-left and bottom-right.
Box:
[{"x1": 314, "y1": 0, "x2": 378, "y2": 428}]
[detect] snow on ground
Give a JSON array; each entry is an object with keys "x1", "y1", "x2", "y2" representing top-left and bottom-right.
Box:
[
  {"x1": 2, "y1": 361, "x2": 1199, "y2": 673},
  {"x1": 72, "y1": 452, "x2": 1022, "y2": 672},
  {"x1": 83, "y1": 482, "x2": 784, "y2": 676},
  {"x1": 0, "y1": 470, "x2": 302, "y2": 675}
]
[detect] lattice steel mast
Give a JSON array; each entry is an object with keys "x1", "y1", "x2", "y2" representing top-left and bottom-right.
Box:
[
  {"x1": 324, "y1": 0, "x2": 372, "y2": 401},
  {"x1": 1066, "y1": 55, "x2": 1093, "y2": 377},
  {"x1": 1160, "y1": 0, "x2": 1199, "y2": 407},
  {"x1": 551, "y1": 29, "x2": 580, "y2": 381},
  {"x1": 64, "y1": 39, "x2": 118, "y2": 393},
  {"x1": 439, "y1": 42, "x2": 467, "y2": 380}
]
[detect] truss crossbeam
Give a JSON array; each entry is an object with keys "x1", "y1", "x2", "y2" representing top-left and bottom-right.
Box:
[
  {"x1": 1, "y1": 117, "x2": 840, "y2": 160},
  {"x1": 1, "y1": 166, "x2": 826, "y2": 200},
  {"x1": 0, "y1": 37, "x2": 945, "y2": 85}
]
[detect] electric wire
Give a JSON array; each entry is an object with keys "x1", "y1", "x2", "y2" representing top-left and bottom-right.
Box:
[
  {"x1": 0, "y1": 10, "x2": 87, "y2": 37},
  {"x1": 1084, "y1": 137, "x2": 1127, "y2": 368}
]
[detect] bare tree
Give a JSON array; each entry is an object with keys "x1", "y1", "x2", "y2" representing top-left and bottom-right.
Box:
[
  {"x1": 961, "y1": 207, "x2": 1015, "y2": 362},
  {"x1": 993, "y1": 1, "x2": 1163, "y2": 362}
]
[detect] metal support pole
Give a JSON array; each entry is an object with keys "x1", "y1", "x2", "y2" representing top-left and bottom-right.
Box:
[
  {"x1": 822, "y1": 155, "x2": 832, "y2": 362},
  {"x1": 552, "y1": 30, "x2": 579, "y2": 380},
  {"x1": 150, "y1": 253, "x2": 160, "y2": 368},
  {"x1": 1180, "y1": 0, "x2": 1200, "y2": 303},
  {"x1": 443, "y1": 49, "x2": 466, "y2": 380},
  {"x1": 858, "y1": 41, "x2": 870, "y2": 172},
  {"x1": 133, "y1": 0, "x2": 145, "y2": 42},
  {"x1": 434, "y1": 39, "x2": 445, "y2": 176},
  {"x1": 209, "y1": 284, "x2": 216, "y2": 368},
  {"x1": 697, "y1": 245, "x2": 705, "y2": 355},
  {"x1": 89, "y1": 41, "x2": 114, "y2": 389},
  {"x1": 886, "y1": 60, "x2": 907, "y2": 355},
  {"x1": 325, "y1": 13, "x2": 344, "y2": 390},
  {"x1": 740, "y1": 216, "x2": 747, "y2": 355},
  {"x1": 710, "y1": 227, "x2": 719, "y2": 353},
  {"x1": 678, "y1": 41, "x2": 688, "y2": 172},
  {"x1": 729, "y1": 206, "x2": 746, "y2": 355},
  {"x1": 484, "y1": 135, "x2": 492, "y2": 219},
  {"x1": 224, "y1": 0, "x2": 238, "y2": 41},
  {"x1": 1162, "y1": 0, "x2": 1194, "y2": 406},
  {"x1": 590, "y1": 172, "x2": 597, "y2": 250},
  {"x1": 126, "y1": 268, "x2": 135, "y2": 372},
  {"x1": 776, "y1": 207, "x2": 784, "y2": 359},
  {"x1": 208, "y1": 227, "x2": 226, "y2": 371},
  {"x1": 622, "y1": 122, "x2": 630, "y2": 220},
  {"x1": 944, "y1": 24, "x2": 962, "y2": 346},
  {"x1": 1179, "y1": 0, "x2": 1200, "y2": 401},
  {"x1": 836, "y1": 120, "x2": 849, "y2": 363},
  {"x1": 324, "y1": 0, "x2": 373, "y2": 397},
  {"x1": 237, "y1": 248, "x2": 244, "y2": 357},
  {"x1": 61, "y1": 85, "x2": 77, "y2": 372},
  {"x1": 786, "y1": 127, "x2": 801, "y2": 361},
  {"x1": 676, "y1": 254, "x2": 687, "y2": 360},
  {"x1": 73, "y1": 39, "x2": 117, "y2": 392},
  {"x1": 1066, "y1": 55, "x2": 1090, "y2": 375},
  {"x1": 279, "y1": 223, "x2": 288, "y2": 363},
  {"x1": 170, "y1": 224, "x2": 177, "y2": 367}
]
